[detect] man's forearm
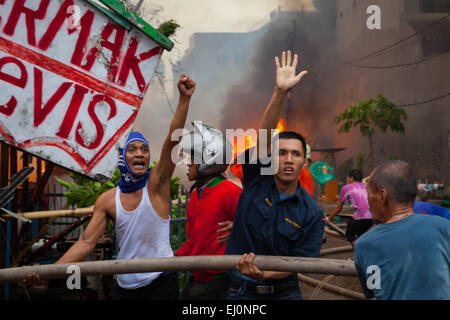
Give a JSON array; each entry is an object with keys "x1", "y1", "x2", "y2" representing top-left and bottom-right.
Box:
[
  {"x1": 260, "y1": 88, "x2": 288, "y2": 131},
  {"x1": 55, "y1": 240, "x2": 95, "y2": 264},
  {"x1": 259, "y1": 88, "x2": 288, "y2": 152},
  {"x1": 328, "y1": 202, "x2": 344, "y2": 220}
]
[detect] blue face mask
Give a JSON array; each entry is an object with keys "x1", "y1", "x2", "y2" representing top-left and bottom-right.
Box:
[{"x1": 118, "y1": 132, "x2": 150, "y2": 193}]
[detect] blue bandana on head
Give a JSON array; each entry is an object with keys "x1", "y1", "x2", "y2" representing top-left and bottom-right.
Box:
[{"x1": 118, "y1": 132, "x2": 151, "y2": 193}]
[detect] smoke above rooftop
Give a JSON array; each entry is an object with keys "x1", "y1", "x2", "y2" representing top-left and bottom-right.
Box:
[{"x1": 219, "y1": 0, "x2": 340, "y2": 150}]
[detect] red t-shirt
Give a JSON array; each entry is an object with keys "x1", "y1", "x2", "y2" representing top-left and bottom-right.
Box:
[{"x1": 175, "y1": 177, "x2": 242, "y2": 282}]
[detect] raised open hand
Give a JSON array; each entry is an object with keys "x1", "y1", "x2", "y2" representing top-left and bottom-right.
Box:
[{"x1": 275, "y1": 50, "x2": 308, "y2": 92}]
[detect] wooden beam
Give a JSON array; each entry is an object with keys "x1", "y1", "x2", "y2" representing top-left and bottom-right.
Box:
[
  {"x1": 0, "y1": 142, "x2": 9, "y2": 187},
  {"x1": 320, "y1": 245, "x2": 353, "y2": 255},
  {"x1": 32, "y1": 162, "x2": 54, "y2": 203},
  {"x1": 0, "y1": 255, "x2": 357, "y2": 284},
  {"x1": 2, "y1": 198, "x2": 188, "y2": 220}
]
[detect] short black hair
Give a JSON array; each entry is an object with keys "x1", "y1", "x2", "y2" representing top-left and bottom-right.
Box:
[
  {"x1": 277, "y1": 131, "x2": 307, "y2": 156},
  {"x1": 369, "y1": 160, "x2": 417, "y2": 205},
  {"x1": 348, "y1": 169, "x2": 363, "y2": 182}
]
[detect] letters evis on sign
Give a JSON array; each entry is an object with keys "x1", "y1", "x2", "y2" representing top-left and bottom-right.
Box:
[{"x1": 0, "y1": 0, "x2": 167, "y2": 181}]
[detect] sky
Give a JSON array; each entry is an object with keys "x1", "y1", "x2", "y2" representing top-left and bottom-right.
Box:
[
  {"x1": 139, "y1": 0, "x2": 314, "y2": 52},
  {"x1": 135, "y1": 0, "x2": 315, "y2": 95}
]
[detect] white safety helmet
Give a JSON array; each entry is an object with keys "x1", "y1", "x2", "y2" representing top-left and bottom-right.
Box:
[
  {"x1": 179, "y1": 121, "x2": 233, "y2": 175},
  {"x1": 306, "y1": 144, "x2": 311, "y2": 160}
]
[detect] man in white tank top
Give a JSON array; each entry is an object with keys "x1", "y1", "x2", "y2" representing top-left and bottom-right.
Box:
[{"x1": 24, "y1": 75, "x2": 196, "y2": 300}]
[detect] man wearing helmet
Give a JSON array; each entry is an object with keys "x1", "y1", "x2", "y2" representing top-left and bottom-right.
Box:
[
  {"x1": 225, "y1": 51, "x2": 324, "y2": 300},
  {"x1": 24, "y1": 75, "x2": 196, "y2": 300},
  {"x1": 175, "y1": 122, "x2": 242, "y2": 300}
]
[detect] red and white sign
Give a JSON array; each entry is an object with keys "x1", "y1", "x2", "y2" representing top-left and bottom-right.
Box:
[{"x1": 0, "y1": 0, "x2": 163, "y2": 180}]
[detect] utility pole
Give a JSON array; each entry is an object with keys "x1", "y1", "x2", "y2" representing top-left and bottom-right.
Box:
[
  {"x1": 134, "y1": 0, "x2": 144, "y2": 13},
  {"x1": 286, "y1": 19, "x2": 296, "y2": 128}
]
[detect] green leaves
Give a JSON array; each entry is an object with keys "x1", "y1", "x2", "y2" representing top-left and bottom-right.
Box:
[
  {"x1": 56, "y1": 169, "x2": 121, "y2": 208},
  {"x1": 170, "y1": 176, "x2": 180, "y2": 200},
  {"x1": 334, "y1": 94, "x2": 407, "y2": 171},
  {"x1": 57, "y1": 161, "x2": 181, "y2": 208},
  {"x1": 334, "y1": 94, "x2": 406, "y2": 138},
  {"x1": 157, "y1": 19, "x2": 180, "y2": 38}
]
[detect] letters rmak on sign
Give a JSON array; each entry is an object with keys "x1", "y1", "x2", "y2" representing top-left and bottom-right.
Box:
[{"x1": 0, "y1": 0, "x2": 164, "y2": 181}]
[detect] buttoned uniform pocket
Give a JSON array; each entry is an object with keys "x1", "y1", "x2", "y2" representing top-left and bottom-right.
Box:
[{"x1": 278, "y1": 219, "x2": 303, "y2": 242}]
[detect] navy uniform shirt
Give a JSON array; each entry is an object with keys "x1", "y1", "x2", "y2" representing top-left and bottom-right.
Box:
[{"x1": 225, "y1": 148, "x2": 324, "y2": 283}]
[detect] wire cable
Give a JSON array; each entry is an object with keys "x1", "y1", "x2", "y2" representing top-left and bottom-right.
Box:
[
  {"x1": 341, "y1": 13, "x2": 450, "y2": 65},
  {"x1": 398, "y1": 92, "x2": 450, "y2": 107},
  {"x1": 156, "y1": 72, "x2": 175, "y2": 115},
  {"x1": 347, "y1": 47, "x2": 450, "y2": 69}
]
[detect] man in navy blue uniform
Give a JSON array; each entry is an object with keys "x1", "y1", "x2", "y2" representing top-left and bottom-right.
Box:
[{"x1": 225, "y1": 51, "x2": 324, "y2": 300}]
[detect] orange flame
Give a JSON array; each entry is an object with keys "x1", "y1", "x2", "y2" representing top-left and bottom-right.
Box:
[
  {"x1": 231, "y1": 118, "x2": 287, "y2": 157},
  {"x1": 230, "y1": 119, "x2": 286, "y2": 182},
  {"x1": 275, "y1": 118, "x2": 286, "y2": 134}
]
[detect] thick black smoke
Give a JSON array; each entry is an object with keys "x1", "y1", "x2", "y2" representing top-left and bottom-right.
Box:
[{"x1": 219, "y1": 0, "x2": 339, "y2": 149}]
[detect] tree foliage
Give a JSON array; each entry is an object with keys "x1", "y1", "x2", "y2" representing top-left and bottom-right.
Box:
[
  {"x1": 334, "y1": 94, "x2": 407, "y2": 137},
  {"x1": 57, "y1": 161, "x2": 180, "y2": 208},
  {"x1": 334, "y1": 94, "x2": 407, "y2": 171}
]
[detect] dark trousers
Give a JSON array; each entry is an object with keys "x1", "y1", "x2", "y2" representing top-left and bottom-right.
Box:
[
  {"x1": 180, "y1": 275, "x2": 230, "y2": 300},
  {"x1": 227, "y1": 280, "x2": 302, "y2": 300},
  {"x1": 109, "y1": 272, "x2": 179, "y2": 300},
  {"x1": 345, "y1": 218, "x2": 374, "y2": 242}
]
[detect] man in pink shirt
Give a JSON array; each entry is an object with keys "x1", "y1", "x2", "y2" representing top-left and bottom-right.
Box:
[{"x1": 328, "y1": 169, "x2": 373, "y2": 247}]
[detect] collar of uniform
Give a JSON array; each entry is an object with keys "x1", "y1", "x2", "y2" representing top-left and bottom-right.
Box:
[{"x1": 268, "y1": 178, "x2": 303, "y2": 204}]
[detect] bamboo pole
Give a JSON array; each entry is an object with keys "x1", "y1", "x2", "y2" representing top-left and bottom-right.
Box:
[
  {"x1": 1, "y1": 199, "x2": 188, "y2": 220},
  {"x1": 324, "y1": 229, "x2": 347, "y2": 240},
  {"x1": 1, "y1": 207, "x2": 94, "y2": 220},
  {"x1": 326, "y1": 220, "x2": 346, "y2": 237},
  {"x1": 0, "y1": 255, "x2": 356, "y2": 284},
  {"x1": 298, "y1": 274, "x2": 365, "y2": 300},
  {"x1": 320, "y1": 245, "x2": 353, "y2": 256}
]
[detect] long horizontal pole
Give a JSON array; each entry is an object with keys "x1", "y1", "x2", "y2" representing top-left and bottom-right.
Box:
[
  {"x1": 1, "y1": 199, "x2": 188, "y2": 220},
  {"x1": 1, "y1": 207, "x2": 93, "y2": 220},
  {"x1": 0, "y1": 255, "x2": 356, "y2": 284}
]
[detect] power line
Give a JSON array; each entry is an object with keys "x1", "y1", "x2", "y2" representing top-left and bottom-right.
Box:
[
  {"x1": 156, "y1": 72, "x2": 175, "y2": 115},
  {"x1": 398, "y1": 92, "x2": 450, "y2": 107},
  {"x1": 347, "y1": 48, "x2": 450, "y2": 69},
  {"x1": 341, "y1": 13, "x2": 450, "y2": 65},
  {"x1": 348, "y1": 20, "x2": 450, "y2": 63}
]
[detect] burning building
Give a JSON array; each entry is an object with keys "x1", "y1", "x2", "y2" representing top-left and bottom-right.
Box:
[{"x1": 177, "y1": 0, "x2": 449, "y2": 184}]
